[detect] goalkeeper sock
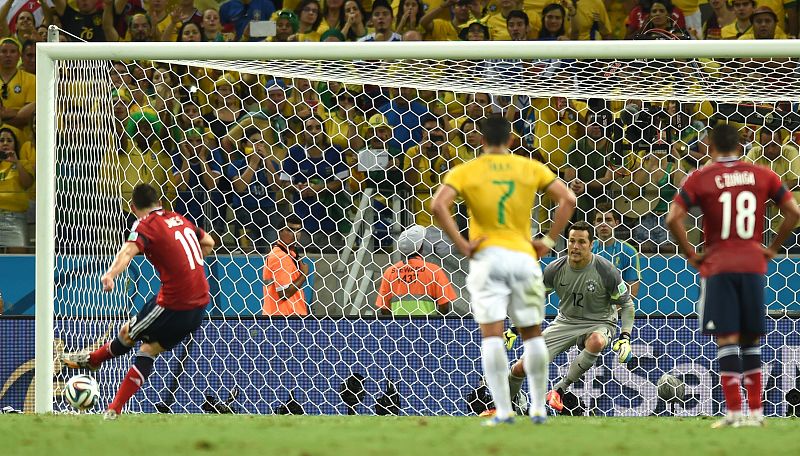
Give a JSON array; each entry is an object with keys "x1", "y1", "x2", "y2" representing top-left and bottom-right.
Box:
[
  {"x1": 522, "y1": 337, "x2": 548, "y2": 417},
  {"x1": 108, "y1": 353, "x2": 155, "y2": 414},
  {"x1": 481, "y1": 337, "x2": 512, "y2": 418},
  {"x1": 741, "y1": 345, "x2": 762, "y2": 414},
  {"x1": 718, "y1": 344, "x2": 743, "y2": 413},
  {"x1": 555, "y1": 348, "x2": 599, "y2": 392},
  {"x1": 508, "y1": 371, "x2": 525, "y2": 404},
  {"x1": 89, "y1": 337, "x2": 133, "y2": 367}
]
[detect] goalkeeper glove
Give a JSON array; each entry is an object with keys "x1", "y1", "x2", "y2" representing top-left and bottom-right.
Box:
[
  {"x1": 612, "y1": 332, "x2": 632, "y2": 364},
  {"x1": 503, "y1": 327, "x2": 519, "y2": 350}
]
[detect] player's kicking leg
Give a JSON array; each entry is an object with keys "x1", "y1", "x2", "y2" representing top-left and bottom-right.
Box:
[
  {"x1": 62, "y1": 322, "x2": 135, "y2": 371},
  {"x1": 103, "y1": 341, "x2": 164, "y2": 420}
]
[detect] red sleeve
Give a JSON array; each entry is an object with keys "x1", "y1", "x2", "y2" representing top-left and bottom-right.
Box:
[
  {"x1": 768, "y1": 169, "x2": 792, "y2": 205},
  {"x1": 433, "y1": 266, "x2": 456, "y2": 306},
  {"x1": 674, "y1": 170, "x2": 698, "y2": 210},
  {"x1": 625, "y1": 7, "x2": 640, "y2": 28},
  {"x1": 672, "y1": 9, "x2": 686, "y2": 29},
  {"x1": 375, "y1": 267, "x2": 394, "y2": 310},
  {"x1": 126, "y1": 220, "x2": 149, "y2": 252}
]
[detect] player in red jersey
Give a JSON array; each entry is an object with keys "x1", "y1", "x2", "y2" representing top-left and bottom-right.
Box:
[
  {"x1": 62, "y1": 183, "x2": 215, "y2": 419},
  {"x1": 666, "y1": 124, "x2": 800, "y2": 428}
]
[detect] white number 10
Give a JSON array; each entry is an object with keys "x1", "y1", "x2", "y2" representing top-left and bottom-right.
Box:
[
  {"x1": 175, "y1": 228, "x2": 204, "y2": 269},
  {"x1": 718, "y1": 190, "x2": 756, "y2": 240}
]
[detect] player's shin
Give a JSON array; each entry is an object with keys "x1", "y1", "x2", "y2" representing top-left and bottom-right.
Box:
[
  {"x1": 482, "y1": 337, "x2": 513, "y2": 419},
  {"x1": 717, "y1": 344, "x2": 743, "y2": 417},
  {"x1": 741, "y1": 345, "x2": 762, "y2": 415},
  {"x1": 555, "y1": 349, "x2": 599, "y2": 392},
  {"x1": 108, "y1": 352, "x2": 156, "y2": 414},
  {"x1": 522, "y1": 337, "x2": 548, "y2": 417},
  {"x1": 508, "y1": 369, "x2": 525, "y2": 404},
  {"x1": 89, "y1": 337, "x2": 134, "y2": 367}
]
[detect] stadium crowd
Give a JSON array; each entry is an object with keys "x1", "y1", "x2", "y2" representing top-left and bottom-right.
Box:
[{"x1": 0, "y1": 0, "x2": 799, "y2": 315}]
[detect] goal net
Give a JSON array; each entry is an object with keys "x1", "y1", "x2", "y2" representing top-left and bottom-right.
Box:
[{"x1": 33, "y1": 41, "x2": 800, "y2": 417}]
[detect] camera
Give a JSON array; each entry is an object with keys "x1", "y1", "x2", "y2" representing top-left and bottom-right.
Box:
[
  {"x1": 429, "y1": 134, "x2": 445, "y2": 143},
  {"x1": 0, "y1": 151, "x2": 7, "y2": 160}
]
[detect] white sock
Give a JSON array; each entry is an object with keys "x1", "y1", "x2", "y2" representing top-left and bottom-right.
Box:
[
  {"x1": 482, "y1": 337, "x2": 512, "y2": 418},
  {"x1": 523, "y1": 337, "x2": 549, "y2": 417}
]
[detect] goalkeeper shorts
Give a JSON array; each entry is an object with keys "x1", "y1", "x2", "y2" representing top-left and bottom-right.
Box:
[{"x1": 467, "y1": 247, "x2": 545, "y2": 327}]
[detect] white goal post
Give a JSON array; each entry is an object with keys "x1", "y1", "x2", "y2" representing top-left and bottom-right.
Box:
[{"x1": 35, "y1": 39, "x2": 800, "y2": 414}]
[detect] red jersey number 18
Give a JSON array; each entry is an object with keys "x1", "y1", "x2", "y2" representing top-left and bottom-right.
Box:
[
  {"x1": 175, "y1": 228, "x2": 204, "y2": 270},
  {"x1": 718, "y1": 190, "x2": 757, "y2": 240}
]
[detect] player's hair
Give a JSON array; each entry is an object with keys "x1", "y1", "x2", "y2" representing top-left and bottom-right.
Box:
[
  {"x1": 479, "y1": 116, "x2": 512, "y2": 147},
  {"x1": 569, "y1": 221, "x2": 595, "y2": 240},
  {"x1": 709, "y1": 123, "x2": 741, "y2": 154},
  {"x1": 280, "y1": 215, "x2": 303, "y2": 230},
  {"x1": 506, "y1": 10, "x2": 530, "y2": 27},
  {"x1": 131, "y1": 183, "x2": 161, "y2": 209}
]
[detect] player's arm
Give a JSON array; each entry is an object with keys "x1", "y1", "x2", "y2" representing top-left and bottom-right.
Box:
[
  {"x1": 665, "y1": 200, "x2": 698, "y2": 266},
  {"x1": 102, "y1": 0, "x2": 121, "y2": 42},
  {"x1": 431, "y1": 184, "x2": 483, "y2": 257},
  {"x1": 767, "y1": 195, "x2": 800, "y2": 255},
  {"x1": 51, "y1": 0, "x2": 67, "y2": 15},
  {"x1": 607, "y1": 266, "x2": 635, "y2": 363},
  {"x1": 533, "y1": 179, "x2": 576, "y2": 257},
  {"x1": 101, "y1": 242, "x2": 140, "y2": 291},
  {"x1": 199, "y1": 231, "x2": 215, "y2": 257}
]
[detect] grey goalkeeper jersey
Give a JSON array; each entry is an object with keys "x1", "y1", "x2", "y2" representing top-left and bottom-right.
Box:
[{"x1": 543, "y1": 255, "x2": 631, "y2": 325}]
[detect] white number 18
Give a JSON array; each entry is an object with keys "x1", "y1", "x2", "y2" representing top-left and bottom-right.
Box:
[{"x1": 718, "y1": 190, "x2": 756, "y2": 240}]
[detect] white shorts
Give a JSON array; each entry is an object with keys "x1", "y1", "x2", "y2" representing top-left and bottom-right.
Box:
[{"x1": 467, "y1": 247, "x2": 545, "y2": 327}]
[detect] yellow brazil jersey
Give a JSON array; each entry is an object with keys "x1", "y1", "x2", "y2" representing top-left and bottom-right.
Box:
[
  {"x1": 1, "y1": 70, "x2": 35, "y2": 143},
  {"x1": 443, "y1": 153, "x2": 556, "y2": 258},
  {"x1": 484, "y1": 9, "x2": 542, "y2": 40},
  {"x1": 757, "y1": 0, "x2": 792, "y2": 29},
  {"x1": 0, "y1": 143, "x2": 35, "y2": 212},
  {"x1": 1, "y1": 70, "x2": 35, "y2": 110},
  {"x1": 738, "y1": 26, "x2": 789, "y2": 39},
  {"x1": 572, "y1": 0, "x2": 612, "y2": 40}
]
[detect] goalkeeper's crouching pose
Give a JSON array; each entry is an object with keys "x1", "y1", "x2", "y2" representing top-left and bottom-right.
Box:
[{"x1": 506, "y1": 222, "x2": 636, "y2": 412}]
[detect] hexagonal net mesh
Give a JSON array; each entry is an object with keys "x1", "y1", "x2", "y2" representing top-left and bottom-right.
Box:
[{"x1": 49, "y1": 54, "x2": 800, "y2": 416}]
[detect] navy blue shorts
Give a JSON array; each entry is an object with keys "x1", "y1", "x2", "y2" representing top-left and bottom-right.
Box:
[
  {"x1": 128, "y1": 297, "x2": 206, "y2": 350},
  {"x1": 699, "y1": 273, "x2": 765, "y2": 336}
]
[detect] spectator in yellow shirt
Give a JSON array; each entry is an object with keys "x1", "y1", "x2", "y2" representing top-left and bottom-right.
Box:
[
  {"x1": 0, "y1": 128, "x2": 33, "y2": 251},
  {"x1": 484, "y1": 0, "x2": 541, "y2": 40},
  {"x1": 569, "y1": 0, "x2": 613, "y2": 40},
  {"x1": 738, "y1": 5, "x2": 788, "y2": 38},
  {"x1": 0, "y1": 38, "x2": 35, "y2": 137},
  {"x1": 341, "y1": 0, "x2": 371, "y2": 41},
  {"x1": 420, "y1": 0, "x2": 475, "y2": 41},
  {"x1": 291, "y1": 0, "x2": 323, "y2": 41},
  {"x1": 722, "y1": 0, "x2": 756, "y2": 38}
]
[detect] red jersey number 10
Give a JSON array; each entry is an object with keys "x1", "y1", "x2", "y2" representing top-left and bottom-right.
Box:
[
  {"x1": 717, "y1": 190, "x2": 757, "y2": 240},
  {"x1": 175, "y1": 228, "x2": 204, "y2": 270}
]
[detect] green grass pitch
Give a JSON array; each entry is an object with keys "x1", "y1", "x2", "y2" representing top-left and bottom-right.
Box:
[{"x1": 3, "y1": 415, "x2": 800, "y2": 456}]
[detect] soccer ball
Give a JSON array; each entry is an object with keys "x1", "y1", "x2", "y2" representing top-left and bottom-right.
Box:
[
  {"x1": 656, "y1": 373, "x2": 685, "y2": 403},
  {"x1": 65, "y1": 374, "x2": 99, "y2": 411}
]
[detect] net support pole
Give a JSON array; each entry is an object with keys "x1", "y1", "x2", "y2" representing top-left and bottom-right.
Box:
[{"x1": 34, "y1": 27, "x2": 59, "y2": 414}]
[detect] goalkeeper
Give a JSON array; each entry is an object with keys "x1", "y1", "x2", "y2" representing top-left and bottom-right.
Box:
[{"x1": 506, "y1": 221, "x2": 635, "y2": 412}]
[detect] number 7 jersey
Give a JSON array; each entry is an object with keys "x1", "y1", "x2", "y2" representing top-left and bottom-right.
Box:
[
  {"x1": 674, "y1": 158, "x2": 792, "y2": 277},
  {"x1": 443, "y1": 154, "x2": 556, "y2": 259},
  {"x1": 127, "y1": 209, "x2": 211, "y2": 310}
]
